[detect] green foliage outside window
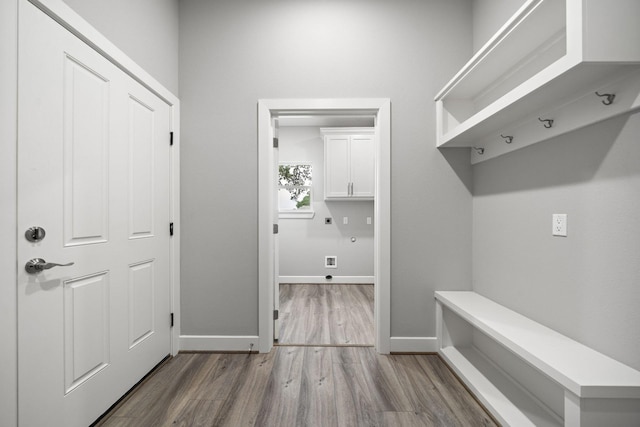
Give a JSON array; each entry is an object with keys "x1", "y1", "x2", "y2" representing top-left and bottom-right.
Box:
[
  {"x1": 296, "y1": 193, "x2": 310, "y2": 209},
  {"x1": 279, "y1": 164, "x2": 312, "y2": 210}
]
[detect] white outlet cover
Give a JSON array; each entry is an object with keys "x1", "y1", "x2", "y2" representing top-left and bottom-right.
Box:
[{"x1": 553, "y1": 214, "x2": 568, "y2": 237}]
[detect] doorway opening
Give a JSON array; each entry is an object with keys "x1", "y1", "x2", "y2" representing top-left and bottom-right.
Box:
[
  {"x1": 258, "y1": 99, "x2": 391, "y2": 354},
  {"x1": 276, "y1": 117, "x2": 376, "y2": 347}
]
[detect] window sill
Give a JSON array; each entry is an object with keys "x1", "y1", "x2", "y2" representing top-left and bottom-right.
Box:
[{"x1": 279, "y1": 211, "x2": 315, "y2": 219}]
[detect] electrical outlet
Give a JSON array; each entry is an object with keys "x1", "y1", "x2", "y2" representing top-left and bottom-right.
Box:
[
  {"x1": 343, "y1": 217, "x2": 348, "y2": 225},
  {"x1": 552, "y1": 214, "x2": 567, "y2": 237}
]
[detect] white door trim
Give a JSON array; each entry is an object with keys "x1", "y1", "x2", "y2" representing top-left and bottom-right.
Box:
[{"x1": 258, "y1": 98, "x2": 391, "y2": 354}]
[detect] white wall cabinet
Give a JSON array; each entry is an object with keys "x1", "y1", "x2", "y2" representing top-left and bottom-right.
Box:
[
  {"x1": 323, "y1": 128, "x2": 375, "y2": 200},
  {"x1": 435, "y1": 0, "x2": 640, "y2": 164}
]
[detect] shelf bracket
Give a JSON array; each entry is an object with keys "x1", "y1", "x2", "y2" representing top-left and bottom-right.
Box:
[{"x1": 595, "y1": 91, "x2": 615, "y2": 106}]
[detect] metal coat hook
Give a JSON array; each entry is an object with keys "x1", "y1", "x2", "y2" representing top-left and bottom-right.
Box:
[
  {"x1": 473, "y1": 147, "x2": 485, "y2": 155},
  {"x1": 500, "y1": 134, "x2": 513, "y2": 144},
  {"x1": 595, "y1": 91, "x2": 615, "y2": 105},
  {"x1": 538, "y1": 117, "x2": 554, "y2": 128}
]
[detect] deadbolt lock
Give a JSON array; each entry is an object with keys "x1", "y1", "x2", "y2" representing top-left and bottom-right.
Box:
[{"x1": 25, "y1": 226, "x2": 46, "y2": 243}]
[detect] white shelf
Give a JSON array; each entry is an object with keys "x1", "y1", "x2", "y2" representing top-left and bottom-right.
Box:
[
  {"x1": 436, "y1": 291, "x2": 640, "y2": 426},
  {"x1": 435, "y1": 0, "x2": 640, "y2": 163},
  {"x1": 468, "y1": 67, "x2": 640, "y2": 163},
  {"x1": 440, "y1": 346, "x2": 561, "y2": 427},
  {"x1": 436, "y1": 291, "x2": 640, "y2": 399}
]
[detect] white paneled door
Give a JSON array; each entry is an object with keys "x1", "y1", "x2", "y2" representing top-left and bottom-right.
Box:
[{"x1": 17, "y1": 3, "x2": 172, "y2": 426}]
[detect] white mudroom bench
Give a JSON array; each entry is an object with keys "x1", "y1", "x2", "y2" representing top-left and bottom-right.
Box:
[{"x1": 435, "y1": 291, "x2": 640, "y2": 427}]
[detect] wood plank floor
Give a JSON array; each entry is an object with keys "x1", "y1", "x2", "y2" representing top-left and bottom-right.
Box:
[
  {"x1": 97, "y1": 348, "x2": 497, "y2": 427},
  {"x1": 279, "y1": 284, "x2": 374, "y2": 346}
]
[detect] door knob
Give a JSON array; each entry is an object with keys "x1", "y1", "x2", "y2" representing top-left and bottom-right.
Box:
[{"x1": 25, "y1": 258, "x2": 75, "y2": 275}]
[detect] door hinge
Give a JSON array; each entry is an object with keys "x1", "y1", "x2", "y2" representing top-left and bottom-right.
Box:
[
  {"x1": 273, "y1": 310, "x2": 279, "y2": 320},
  {"x1": 170, "y1": 312, "x2": 174, "y2": 327},
  {"x1": 170, "y1": 131, "x2": 174, "y2": 146},
  {"x1": 273, "y1": 224, "x2": 278, "y2": 234},
  {"x1": 273, "y1": 137, "x2": 279, "y2": 148},
  {"x1": 170, "y1": 222, "x2": 174, "y2": 236}
]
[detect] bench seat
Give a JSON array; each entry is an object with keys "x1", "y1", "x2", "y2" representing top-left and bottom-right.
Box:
[{"x1": 435, "y1": 291, "x2": 640, "y2": 427}]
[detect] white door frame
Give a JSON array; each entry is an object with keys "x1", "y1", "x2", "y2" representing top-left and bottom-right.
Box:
[
  {"x1": 258, "y1": 98, "x2": 391, "y2": 354},
  {"x1": 1, "y1": 2, "x2": 181, "y2": 422}
]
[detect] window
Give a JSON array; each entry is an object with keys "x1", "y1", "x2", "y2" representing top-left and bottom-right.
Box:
[{"x1": 278, "y1": 163, "x2": 314, "y2": 218}]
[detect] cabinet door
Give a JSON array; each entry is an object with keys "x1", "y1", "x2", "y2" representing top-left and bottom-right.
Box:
[
  {"x1": 350, "y1": 136, "x2": 375, "y2": 198},
  {"x1": 324, "y1": 136, "x2": 350, "y2": 198}
]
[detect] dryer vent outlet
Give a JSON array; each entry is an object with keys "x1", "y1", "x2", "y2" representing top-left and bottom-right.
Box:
[{"x1": 325, "y1": 256, "x2": 337, "y2": 269}]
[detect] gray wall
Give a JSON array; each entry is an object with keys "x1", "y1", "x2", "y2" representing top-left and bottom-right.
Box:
[
  {"x1": 472, "y1": 0, "x2": 640, "y2": 371},
  {"x1": 472, "y1": 0, "x2": 522, "y2": 52},
  {"x1": 473, "y1": 113, "x2": 640, "y2": 371},
  {"x1": 278, "y1": 127, "x2": 374, "y2": 278},
  {"x1": 63, "y1": 0, "x2": 180, "y2": 95},
  {"x1": 179, "y1": 0, "x2": 474, "y2": 337}
]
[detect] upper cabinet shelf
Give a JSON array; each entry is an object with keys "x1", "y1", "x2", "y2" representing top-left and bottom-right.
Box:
[{"x1": 435, "y1": 0, "x2": 640, "y2": 163}]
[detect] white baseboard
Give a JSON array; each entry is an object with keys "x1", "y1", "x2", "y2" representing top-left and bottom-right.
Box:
[
  {"x1": 180, "y1": 335, "x2": 435, "y2": 353},
  {"x1": 279, "y1": 275, "x2": 374, "y2": 284},
  {"x1": 180, "y1": 335, "x2": 260, "y2": 352},
  {"x1": 390, "y1": 336, "x2": 438, "y2": 353}
]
